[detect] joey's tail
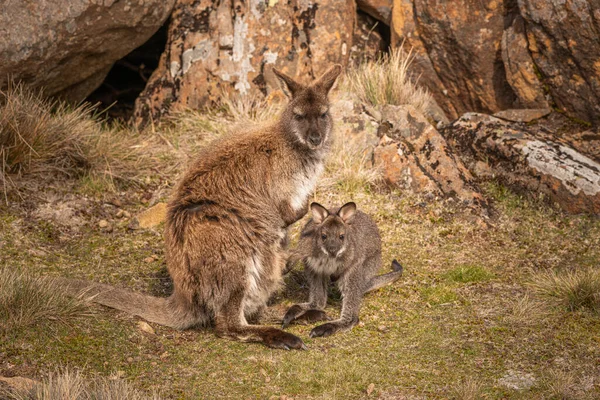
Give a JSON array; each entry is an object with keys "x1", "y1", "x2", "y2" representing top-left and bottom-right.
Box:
[
  {"x1": 365, "y1": 259, "x2": 404, "y2": 293},
  {"x1": 55, "y1": 278, "x2": 201, "y2": 330}
]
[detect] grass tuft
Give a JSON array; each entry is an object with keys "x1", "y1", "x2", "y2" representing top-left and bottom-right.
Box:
[
  {"x1": 0, "y1": 268, "x2": 89, "y2": 335},
  {"x1": 319, "y1": 133, "x2": 382, "y2": 194},
  {"x1": 2, "y1": 369, "x2": 160, "y2": 400},
  {"x1": 531, "y1": 269, "x2": 600, "y2": 313},
  {"x1": 444, "y1": 265, "x2": 493, "y2": 283},
  {"x1": 344, "y1": 47, "x2": 433, "y2": 115},
  {"x1": 0, "y1": 83, "x2": 154, "y2": 198}
]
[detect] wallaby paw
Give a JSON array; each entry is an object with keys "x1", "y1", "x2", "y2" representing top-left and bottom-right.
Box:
[
  {"x1": 281, "y1": 304, "x2": 305, "y2": 328},
  {"x1": 309, "y1": 322, "x2": 339, "y2": 338},
  {"x1": 263, "y1": 330, "x2": 307, "y2": 350},
  {"x1": 296, "y1": 309, "x2": 329, "y2": 324}
]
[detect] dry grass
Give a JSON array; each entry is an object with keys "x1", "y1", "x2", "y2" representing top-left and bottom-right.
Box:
[
  {"x1": 318, "y1": 132, "x2": 382, "y2": 194},
  {"x1": 2, "y1": 369, "x2": 160, "y2": 400},
  {"x1": 450, "y1": 377, "x2": 483, "y2": 400},
  {"x1": 0, "y1": 268, "x2": 89, "y2": 335},
  {"x1": 530, "y1": 268, "x2": 600, "y2": 313},
  {"x1": 0, "y1": 83, "x2": 157, "y2": 198},
  {"x1": 344, "y1": 47, "x2": 433, "y2": 115}
]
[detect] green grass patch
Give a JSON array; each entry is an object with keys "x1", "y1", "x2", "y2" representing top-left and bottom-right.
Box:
[{"x1": 445, "y1": 265, "x2": 494, "y2": 283}]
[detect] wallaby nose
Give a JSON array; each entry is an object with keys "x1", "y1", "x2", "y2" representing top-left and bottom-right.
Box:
[{"x1": 308, "y1": 132, "x2": 321, "y2": 146}]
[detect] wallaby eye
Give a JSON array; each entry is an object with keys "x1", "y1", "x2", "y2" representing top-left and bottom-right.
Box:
[
  {"x1": 320, "y1": 112, "x2": 328, "y2": 119},
  {"x1": 321, "y1": 234, "x2": 327, "y2": 240},
  {"x1": 294, "y1": 114, "x2": 305, "y2": 121},
  {"x1": 339, "y1": 234, "x2": 345, "y2": 240}
]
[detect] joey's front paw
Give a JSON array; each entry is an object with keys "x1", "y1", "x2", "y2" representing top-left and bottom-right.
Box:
[
  {"x1": 309, "y1": 322, "x2": 339, "y2": 338},
  {"x1": 282, "y1": 304, "x2": 304, "y2": 328},
  {"x1": 264, "y1": 329, "x2": 308, "y2": 350}
]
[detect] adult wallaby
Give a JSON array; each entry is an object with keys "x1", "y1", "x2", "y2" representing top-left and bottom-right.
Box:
[
  {"x1": 60, "y1": 65, "x2": 342, "y2": 350},
  {"x1": 282, "y1": 202, "x2": 403, "y2": 338}
]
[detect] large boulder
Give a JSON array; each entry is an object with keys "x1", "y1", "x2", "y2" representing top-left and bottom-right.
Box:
[
  {"x1": 444, "y1": 113, "x2": 600, "y2": 214},
  {"x1": 391, "y1": 0, "x2": 514, "y2": 119},
  {"x1": 134, "y1": 0, "x2": 355, "y2": 123},
  {"x1": 518, "y1": 0, "x2": 600, "y2": 125},
  {"x1": 390, "y1": 0, "x2": 600, "y2": 125},
  {"x1": 373, "y1": 105, "x2": 488, "y2": 210},
  {"x1": 0, "y1": 0, "x2": 175, "y2": 102}
]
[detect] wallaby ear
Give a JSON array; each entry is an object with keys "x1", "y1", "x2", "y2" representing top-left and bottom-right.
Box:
[
  {"x1": 272, "y1": 68, "x2": 302, "y2": 99},
  {"x1": 337, "y1": 202, "x2": 357, "y2": 223},
  {"x1": 312, "y1": 64, "x2": 343, "y2": 95},
  {"x1": 310, "y1": 202, "x2": 330, "y2": 224}
]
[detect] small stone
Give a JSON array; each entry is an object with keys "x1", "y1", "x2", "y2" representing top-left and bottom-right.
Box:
[
  {"x1": 135, "y1": 202, "x2": 167, "y2": 229},
  {"x1": 98, "y1": 220, "x2": 109, "y2": 228},
  {"x1": 116, "y1": 209, "x2": 125, "y2": 218},
  {"x1": 137, "y1": 321, "x2": 155, "y2": 335},
  {"x1": 144, "y1": 256, "x2": 155, "y2": 263},
  {"x1": 377, "y1": 325, "x2": 388, "y2": 332},
  {"x1": 366, "y1": 383, "x2": 375, "y2": 395},
  {"x1": 127, "y1": 357, "x2": 133, "y2": 363}
]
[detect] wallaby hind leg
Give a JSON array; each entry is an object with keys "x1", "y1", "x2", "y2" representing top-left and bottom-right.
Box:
[
  {"x1": 216, "y1": 288, "x2": 307, "y2": 350},
  {"x1": 282, "y1": 270, "x2": 329, "y2": 328},
  {"x1": 365, "y1": 259, "x2": 404, "y2": 293}
]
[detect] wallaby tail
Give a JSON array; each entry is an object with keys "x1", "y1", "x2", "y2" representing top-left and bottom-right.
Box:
[
  {"x1": 54, "y1": 277, "x2": 200, "y2": 330},
  {"x1": 365, "y1": 259, "x2": 404, "y2": 293}
]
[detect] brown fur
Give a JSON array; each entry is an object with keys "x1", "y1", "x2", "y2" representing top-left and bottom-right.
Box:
[{"x1": 59, "y1": 65, "x2": 342, "y2": 350}]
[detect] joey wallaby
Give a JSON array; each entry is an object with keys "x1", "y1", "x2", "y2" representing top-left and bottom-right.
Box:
[
  {"x1": 282, "y1": 202, "x2": 403, "y2": 338},
  {"x1": 60, "y1": 65, "x2": 342, "y2": 350}
]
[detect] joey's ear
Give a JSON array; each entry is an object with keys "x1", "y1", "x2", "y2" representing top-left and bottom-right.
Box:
[
  {"x1": 337, "y1": 202, "x2": 356, "y2": 223},
  {"x1": 310, "y1": 202, "x2": 329, "y2": 224},
  {"x1": 313, "y1": 64, "x2": 343, "y2": 95},
  {"x1": 272, "y1": 68, "x2": 303, "y2": 98}
]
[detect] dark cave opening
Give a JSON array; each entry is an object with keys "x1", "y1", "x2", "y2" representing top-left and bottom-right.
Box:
[{"x1": 85, "y1": 23, "x2": 168, "y2": 122}]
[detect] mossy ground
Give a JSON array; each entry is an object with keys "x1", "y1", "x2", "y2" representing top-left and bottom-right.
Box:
[{"x1": 1, "y1": 116, "x2": 599, "y2": 399}]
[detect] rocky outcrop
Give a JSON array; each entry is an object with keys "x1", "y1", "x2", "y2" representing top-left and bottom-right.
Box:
[
  {"x1": 518, "y1": 0, "x2": 600, "y2": 125},
  {"x1": 373, "y1": 105, "x2": 487, "y2": 210},
  {"x1": 0, "y1": 0, "x2": 174, "y2": 102},
  {"x1": 390, "y1": 0, "x2": 600, "y2": 125},
  {"x1": 443, "y1": 113, "x2": 600, "y2": 214},
  {"x1": 391, "y1": 0, "x2": 514, "y2": 119},
  {"x1": 134, "y1": 0, "x2": 355, "y2": 123},
  {"x1": 356, "y1": 0, "x2": 393, "y2": 25}
]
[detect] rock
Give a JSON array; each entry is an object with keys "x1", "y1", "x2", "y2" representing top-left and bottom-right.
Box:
[
  {"x1": 390, "y1": 0, "x2": 600, "y2": 125},
  {"x1": 0, "y1": 0, "x2": 175, "y2": 102},
  {"x1": 98, "y1": 220, "x2": 109, "y2": 229},
  {"x1": 373, "y1": 105, "x2": 487, "y2": 210},
  {"x1": 330, "y1": 93, "x2": 380, "y2": 151},
  {"x1": 0, "y1": 376, "x2": 37, "y2": 393},
  {"x1": 501, "y1": 16, "x2": 549, "y2": 109},
  {"x1": 444, "y1": 113, "x2": 600, "y2": 214},
  {"x1": 518, "y1": 0, "x2": 600, "y2": 125},
  {"x1": 493, "y1": 108, "x2": 551, "y2": 123},
  {"x1": 350, "y1": 12, "x2": 386, "y2": 65},
  {"x1": 135, "y1": 202, "x2": 167, "y2": 229},
  {"x1": 498, "y1": 370, "x2": 536, "y2": 390},
  {"x1": 137, "y1": 321, "x2": 155, "y2": 335},
  {"x1": 390, "y1": 0, "x2": 512, "y2": 119},
  {"x1": 356, "y1": 0, "x2": 392, "y2": 25},
  {"x1": 134, "y1": 0, "x2": 355, "y2": 123}
]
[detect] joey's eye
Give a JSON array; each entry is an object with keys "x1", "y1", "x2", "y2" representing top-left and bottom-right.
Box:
[
  {"x1": 339, "y1": 234, "x2": 345, "y2": 240},
  {"x1": 294, "y1": 114, "x2": 305, "y2": 121},
  {"x1": 321, "y1": 234, "x2": 327, "y2": 240},
  {"x1": 320, "y1": 112, "x2": 328, "y2": 119}
]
